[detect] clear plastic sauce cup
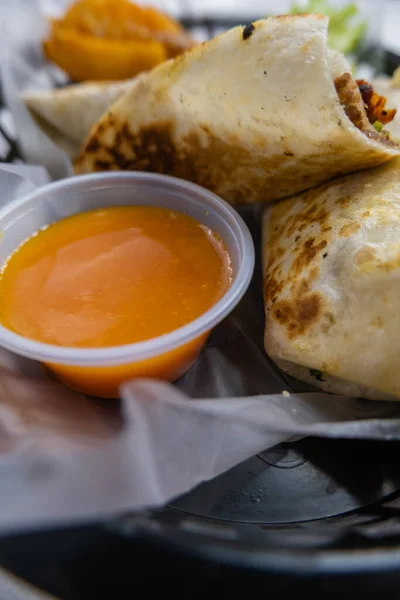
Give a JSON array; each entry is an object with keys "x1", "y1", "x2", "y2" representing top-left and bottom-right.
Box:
[{"x1": 0, "y1": 172, "x2": 255, "y2": 397}]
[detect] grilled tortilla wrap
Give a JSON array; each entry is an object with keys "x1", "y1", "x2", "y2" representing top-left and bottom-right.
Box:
[
  {"x1": 23, "y1": 78, "x2": 137, "y2": 158},
  {"x1": 75, "y1": 14, "x2": 399, "y2": 205},
  {"x1": 262, "y1": 157, "x2": 400, "y2": 401}
]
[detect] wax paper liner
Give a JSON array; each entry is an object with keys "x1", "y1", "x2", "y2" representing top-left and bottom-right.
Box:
[
  {"x1": 1, "y1": 0, "x2": 74, "y2": 180},
  {"x1": 0, "y1": 165, "x2": 397, "y2": 539}
]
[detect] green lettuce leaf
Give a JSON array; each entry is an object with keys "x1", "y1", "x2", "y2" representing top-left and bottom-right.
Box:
[{"x1": 289, "y1": 0, "x2": 367, "y2": 55}]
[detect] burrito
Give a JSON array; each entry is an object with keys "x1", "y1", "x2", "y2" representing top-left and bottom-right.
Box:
[
  {"x1": 262, "y1": 157, "x2": 400, "y2": 401},
  {"x1": 75, "y1": 14, "x2": 399, "y2": 205},
  {"x1": 23, "y1": 78, "x2": 137, "y2": 159}
]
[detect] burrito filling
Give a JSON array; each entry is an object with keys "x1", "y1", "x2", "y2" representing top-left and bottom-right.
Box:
[{"x1": 334, "y1": 73, "x2": 397, "y2": 145}]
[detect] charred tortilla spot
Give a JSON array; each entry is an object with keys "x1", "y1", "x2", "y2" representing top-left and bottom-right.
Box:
[
  {"x1": 274, "y1": 13, "x2": 325, "y2": 20},
  {"x1": 114, "y1": 131, "x2": 122, "y2": 148},
  {"x1": 121, "y1": 123, "x2": 134, "y2": 142},
  {"x1": 284, "y1": 151, "x2": 294, "y2": 156},
  {"x1": 378, "y1": 255, "x2": 400, "y2": 273},
  {"x1": 354, "y1": 246, "x2": 376, "y2": 267},
  {"x1": 86, "y1": 138, "x2": 100, "y2": 152},
  {"x1": 263, "y1": 274, "x2": 283, "y2": 304},
  {"x1": 106, "y1": 146, "x2": 126, "y2": 163},
  {"x1": 370, "y1": 316, "x2": 384, "y2": 328},
  {"x1": 242, "y1": 23, "x2": 255, "y2": 40},
  {"x1": 290, "y1": 278, "x2": 309, "y2": 296},
  {"x1": 321, "y1": 311, "x2": 336, "y2": 333},
  {"x1": 336, "y1": 196, "x2": 351, "y2": 206},
  {"x1": 272, "y1": 292, "x2": 323, "y2": 339},
  {"x1": 292, "y1": 237, "x2": 328, "y2": 273},
  {"x1": 98, "y1": 121, "x2": 177, "y2": 174},
  {"x1": 200, "y1": 124, "x2": 212, "y2": 135},
  {"x1": 79, "y1": 114, "x2": 309, "y2": 204},
  {"x1": 339, "y1": 221, "x2": 360, "y2": 237},
  {"x1": 95, "y1": 159, "x2": 111, "y2": 170}
]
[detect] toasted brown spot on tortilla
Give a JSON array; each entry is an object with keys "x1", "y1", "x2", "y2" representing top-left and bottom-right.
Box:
[
  {"x1": 79, "y1": 115, "x2": 338, "y2": 205},
  {"x1": 200, "y1": 124, "x2": 212, "y2": 135},
  {"x1": 292, "y1": 237, "x2": 328, "y2": 272},
  {"x1": 263, "y1": 274, "x2": 284, "y2": 304},
  {"x1": 121, "y1": 123, "x2": 134, "y2": 142},
  {"x1": 242, "y1": 23, "x2": 255, "y2": 40},
  {"x1": 86, "y1": 138, "x2": 100, "y2": 152},
  {"x1": 274, "y1": 13, "x2": 325, "y2": 20},
  {"x1": 283, "y1": 211, "x2": 331, "y2": 250},
  {"x1": 370, "y1": 316, "x2": 384, "y2": 328},
  {"x1": 336, "y1": 196, "x2": 351, "y2": 206},
  {"x1": 321, "y1": 311, "x2": 336, "y2": 333},
  {"x1": 272, "y1": 292, "x2": 323, "y2": 339},
  {"x1": 290, "y1": 277, "x2": 310, "y2": 296},
  {"x1": 105, "y1": 146, "x2": 126, "y2": 164},
  {"x1": 114, "y1": 131, "x2": 122, "y2": 147},
  {"x1": 95, "y1": 159, "x2": 111, "y2": 170},
  {"x1": 339, "y1": 221, "x2": 361, "y2": 237},
  {"x1": 378, "y1": 255, "x2": 400, "y2": 272},
  {"x1": 354, "y1": 246, "x2": 376, "y2": 266}
]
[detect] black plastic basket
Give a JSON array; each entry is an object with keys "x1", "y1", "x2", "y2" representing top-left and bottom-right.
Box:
[{"x1": 2, "y1": 15, "x2": 400, "y2": 600}]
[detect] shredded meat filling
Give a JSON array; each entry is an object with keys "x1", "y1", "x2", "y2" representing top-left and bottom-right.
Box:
[
  {"x1": 334, "y1": 73, "x2": 396, "y2": 144},
  {"x1": 334, "y1": 72, "x2": 371, "y2": 131}
]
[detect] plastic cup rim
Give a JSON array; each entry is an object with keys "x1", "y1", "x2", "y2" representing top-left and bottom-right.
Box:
[{"x1": 0, "y1": 171, "x2": 255, "y2": 367}]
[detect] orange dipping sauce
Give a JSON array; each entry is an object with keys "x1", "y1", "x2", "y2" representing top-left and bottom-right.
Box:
[{"x1": 0, "y1": 206, "x2": 232, "y2": 396}]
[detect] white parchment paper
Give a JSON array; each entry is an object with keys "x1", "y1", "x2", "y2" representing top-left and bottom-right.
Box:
[
  {"x1": 1, "y1": 0, "x2": 73, "y2": 179},
  {"x1": 0, "y1": 166, "x2": 398, "y2": 537}
]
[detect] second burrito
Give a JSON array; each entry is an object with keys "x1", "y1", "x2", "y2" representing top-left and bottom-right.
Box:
[{"x1": 263, "y1": 157, "x2": 400, "y2": 401}]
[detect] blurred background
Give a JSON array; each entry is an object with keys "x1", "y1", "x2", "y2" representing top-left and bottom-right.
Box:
[{"x1": 32, "y1": 0, "x2": 400, "y2": 80}]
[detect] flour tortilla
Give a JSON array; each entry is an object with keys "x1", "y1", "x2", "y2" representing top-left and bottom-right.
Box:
[
  {"x1": 262, "y1": 157, "x2": 400, "y2": 401},
  {"x1": 75, "y1": 14, "x2": 399, "y2": 205},
  {"x1": 23, "y1": 78, "x2": 137, "y2": 158}
]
